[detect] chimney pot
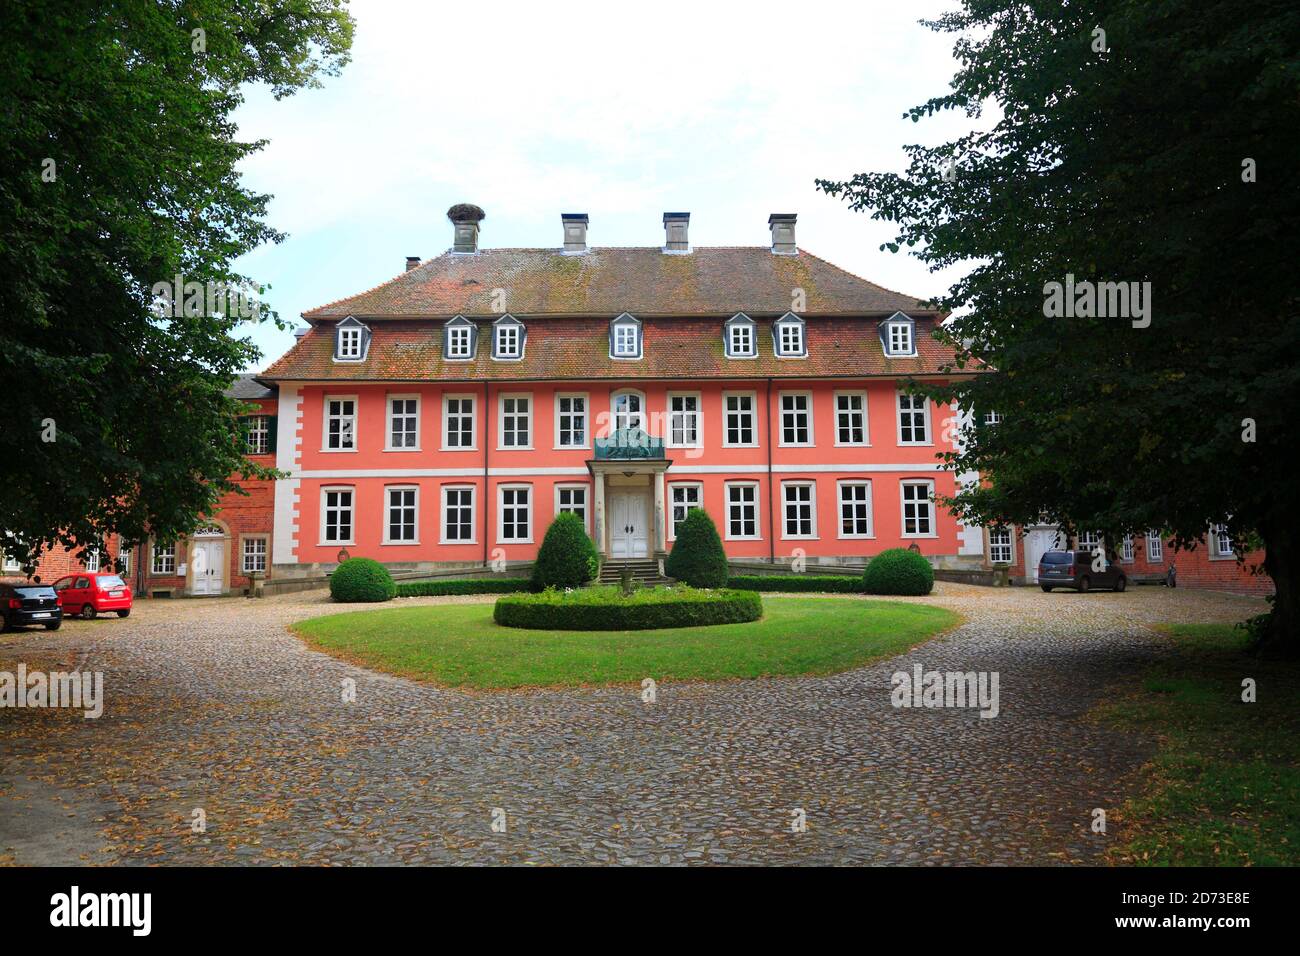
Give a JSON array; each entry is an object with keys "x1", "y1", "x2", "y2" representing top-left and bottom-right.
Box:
[
  {"x1": 768, "y1": 213, "x2": 797, "y2": 255},
  {"x1": 447, "y1": 203, "x2": 485, "y2": 253},
  {"x1": 561, "y1": 213, "x2": 589, "y2": 253},
  {"x1": 405, "y1": 256, "x2": 421, "y2": 271},
  {"x1": 663, "y1": 212, "x2": 690, "y2": 252}
]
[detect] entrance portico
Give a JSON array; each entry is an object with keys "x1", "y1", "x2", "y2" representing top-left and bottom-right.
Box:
[{"x1": 588, "y1": 430, "x2": 670, "y2": 563}]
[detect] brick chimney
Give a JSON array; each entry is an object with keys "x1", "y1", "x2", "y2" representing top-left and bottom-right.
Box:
[
  {"x1": 405, "y1": 256, "x2": 421, "y2": 271},
  {"x1": 447, "y1": 203, "x2": 485, "y2": 253},
  {"x1": 561, "y1": 213, "x2": 589, "y2": 253},
  {"x1": 663, "y1": 212, "x2": 690, "y2": 252},
  {"x1": 769, "y1": 213, "x2": 797, "y2": 255}
]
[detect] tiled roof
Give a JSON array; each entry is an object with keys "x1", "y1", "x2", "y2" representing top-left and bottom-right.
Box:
[
  {"x1": 260, "y1": 316, "x2": 958, "y2": 383},
  {"x1": 225, "y1": 374, "x2": 274, "y2": 399},
  {"x1": 302, "y1": 247, "x2": 930, "y2": 318}
]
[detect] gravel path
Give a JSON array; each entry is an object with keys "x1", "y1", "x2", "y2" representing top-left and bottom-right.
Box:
[{"x1": 0, "y1": 583, "x2": 1262, "y2": 866}]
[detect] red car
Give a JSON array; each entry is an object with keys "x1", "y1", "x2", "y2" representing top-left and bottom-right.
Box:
[{"x1": 52, "y1": 573, "x2": 133, "y2": 619}]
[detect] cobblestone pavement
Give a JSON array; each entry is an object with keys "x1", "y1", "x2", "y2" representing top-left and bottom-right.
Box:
[{"x1": 0, "y1": 583, "x2": 1263, "y2": 866}]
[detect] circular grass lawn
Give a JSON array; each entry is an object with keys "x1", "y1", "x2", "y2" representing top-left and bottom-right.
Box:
[{"x1": 294, "y1": 596, "x2": 960, "y2": 690}]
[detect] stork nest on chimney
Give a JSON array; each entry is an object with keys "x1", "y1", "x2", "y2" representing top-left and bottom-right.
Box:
[{"x1": 446, "y1": 203, "x2": 486, "y2": 223}]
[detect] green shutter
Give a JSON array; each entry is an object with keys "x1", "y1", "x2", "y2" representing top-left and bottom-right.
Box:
[{"x1": 266, "y1": 415, "x2": 278, "y2": 455}]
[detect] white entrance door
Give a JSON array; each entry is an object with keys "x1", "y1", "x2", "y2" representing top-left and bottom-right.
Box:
[
  {"x1": 192, "y1": 540, "x2": 224, "y2": 595},
  {"x1": 1023, "y1": 528, "x2": 1061, "y2": 582},
  {"x1": 609, "y1": 493, "x2": 649, "y2": 559}
]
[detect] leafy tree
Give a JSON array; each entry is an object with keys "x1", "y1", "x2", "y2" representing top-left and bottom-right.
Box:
[
  {"x1": 819, "y1": 1, "x2": 1300, "y2": 655},
  {"x1": 532, "y1": 512, "x2": 600, "y2": 590},
  {"x1": 0, "y1": 1, "x2": 354, "y2": 569},
  {"x1": 665, "y1": 508, "x2": 729, "y2": 588}
]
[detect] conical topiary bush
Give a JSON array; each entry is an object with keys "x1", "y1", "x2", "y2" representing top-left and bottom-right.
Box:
[
  {"x1": 665, "y1": 508, "x2": 729, "y2": 588},
  {"x1": 531, "y1": 512, "x2": 600, "y2": 590}
]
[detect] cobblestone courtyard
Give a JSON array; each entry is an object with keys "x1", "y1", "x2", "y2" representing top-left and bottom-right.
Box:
[{"x1": 0, "y1": 583, "x2": 1262, "y2": 865}]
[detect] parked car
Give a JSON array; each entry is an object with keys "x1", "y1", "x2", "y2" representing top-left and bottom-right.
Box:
[
  {"x1": 0, "y1": 582, "x2": 63, "y2": 631},
  {"x1": 1038, "y1": 550, "x2": 1127, "y2": 593},
  {"x1": 51, "y1": 573, "x2": 133, "y2": 619}
]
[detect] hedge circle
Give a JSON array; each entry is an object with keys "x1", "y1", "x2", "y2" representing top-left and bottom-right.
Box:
[{"x1": 494, "y1": 586, "x2": 761, "y2": 631}]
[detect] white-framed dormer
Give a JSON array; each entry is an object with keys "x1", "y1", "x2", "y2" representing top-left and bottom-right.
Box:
[
  {"x1": 724, "y1": 313, "x2": 758, "y2": 359},
  {"x1": 491, "y1": 314, "x2": 526, "y2": 361},
  {"x1": 443, "y1": 315, "x2": 477, "y2": 361},
  {"x1": 880, "y1": 311, "x2": 918, "y2": 358},
  {"x1": 333, "y1": 316, "x2": 370, "y2": 363},
  {"x1": 609, "y1": 312, "x2": 643, "y2": 360},
  {"x1": 772, "y1": 312, "x2": 808, "y2": 359}
]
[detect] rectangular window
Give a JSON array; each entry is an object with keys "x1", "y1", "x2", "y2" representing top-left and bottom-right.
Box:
[
  {"x1": 729, "y1": 323, "x2": 754, "y2": 357},
  {"x1": 1210, "y1": 524, "x2": 1232, "y2": 557},
  {"x1": 245, "y1": 415, "x2": 270, "y2": 455},
  {"x1": 782, "y1": 482, "x2": 816, "y2": 539},
  {"x1": 85, "y1": 550, "x2": 100, "y2": 573},
  {"x1": 780, "y1": 392, "x2": 812, "y2": 446},
  {"x1": 1078, "y1": 531, "x2": 1101, "y2": 553},
  {"x1": 556, "y1": 394, "x2": 588, "y2": 448},
  {"x1": 984, "y1": 410, "x2": 1002, "y2": 426},
  {"x1": 726, "y1": 483, "x2": 760, "y2": 540},
  {"x1": 1146, "y1": 531, "x2": 1164, "y2": 562},
  {"x1": 778, "y1": 322, "x2": 804, "y2": 355},
  {"x1": 724, "y1": 392, "x2": 757, "y2": 446},
  {"x1": 835, "y1": 392, "x2": 868, "y2": 445},
  {"x1": 499, "y1": 486, "x2": 532, "y2": 542},
  {"x1": 1121, "y1": 535, "x2": 1135, "y2": 562},
  {"x1": 386, "y1": 396, "x2": 419, "y2": 450},
  {"x1": 385, "y1": 486, "x2": 418, "y2": 543},
  {"x1": 242, "y1": 537, "x2": 267, "y2": 573},
  {"x1": 668, "y1": 393, "x2": 701, "y2": 447},
  {"x1": 117, "y1": 546, "x2": 131, "y2": 576},
  {"x1": 989, "y1": 527, "x2": 1012, "y2": 564},
  {"x1": 888, "y1": 322, "x2": 913, "y2": 355},
  {"x1": 901, "y1": 481, "x2": 935, "y2": 536},
  {"x1": 613, "y1": 324, "x2": 638, "y2": 357},
  {"x1": 447, "y1": 325, "x2": 472, "y2": 359},
  {"x1": 837, "y1": 482, "x2": 873, "y2": 538},
  {"x1": 612, "y1": 391, "x2": 644, "y2": 432},
  {"x1": 499, "y1": 395, "x2": 531, "y2": 448},
  {"x1": 669, "y1": 483, "x2": 703, "y2": 539},
  {"x1": 325, "y1": 397, "x2": 356, "y2": 451},
  {"x1": 441, "y1": 486, "x2": 475, "y2": 543},
  {"x1": 338, "y1": 327, "x2": 362, "y2": 359},
  {"x1": 443, "y1": 395, "x2": 476, "y2": 449},
  {"x1": 151, "y1": 543, "x2": 176, "y2": 575},
  {"x1": 555, "y1": 485, "x2": 589, "y2": 530},
  {"x1": 495, "y1": 324, "x2": 521, "y2": 359},
  {"x1": 897, "y1": 393, "x2": 929, "y2": 445},
  {"x1": 1, "y1": 552, "x2": 20, "y2": 573},
  {"x1": 322, "y1": 487, "x2": 355, "y2": 544}
]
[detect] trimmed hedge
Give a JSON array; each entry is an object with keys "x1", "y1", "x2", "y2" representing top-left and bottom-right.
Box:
[
  {"x1": 396, "y1": 578, "x2": 532, "y2": 597},
  {"x1": 862, "y1": 548, "x2": 935, "y2": 596},
  {"x1": 494, "y1": 585, "x2": 762, "y2": 631},
  {"x1": 665, "y1": 508, "x2": 729, "y2": 588},
  {"x1": 728, "y1": 575, "x2": 865, "y2": 593},
  {"x1": 532, "y1": 512, "x2": 600, "y2": 589},
  {"x1": 329, "y1": 557, "x2": 397, "y2": 603}
]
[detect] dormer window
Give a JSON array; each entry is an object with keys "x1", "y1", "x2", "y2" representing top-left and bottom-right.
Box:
[
  {"x1": 610, "y1": 312, "x2": 642, "y2": 359},
  {"x1": 492, "y1": 315, "x2": 526, "y2": 361},
  {"x1": 724, "y1": 313, "x2": 757, "y2": 358},
  {"x1": 333, "y1": 316, "x2": 370, "y2": 362},
  {"x1": 880, "y1": 311, "x2": 918, "y2": 357},
  {"x1": 444, "y1": 315, "x2": 477, "y2": 361},
  {"x1": 772, "y1": 312, "x2": 807, "y2": 358}
]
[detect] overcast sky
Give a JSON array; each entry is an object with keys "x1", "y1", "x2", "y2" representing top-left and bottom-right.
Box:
[{"x1": 232, "y1": 0, "x2": 980, "y2": 370}]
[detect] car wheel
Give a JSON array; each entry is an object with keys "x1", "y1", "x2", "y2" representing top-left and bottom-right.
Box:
[
  {"x1": 1077, "y1": 576, "x2": 1091, "y2": 593},
  {"x1": 80, "y1": 604, "x2": 97, "y2": 620},
  {"x1": 116, "y1": 609, "x2": 130, "y2": 618},
  {"x1": 1040, "y1": 585, "x2": 1052, "y2": 592},
  {"x1": 1114, "y1": 575, "x2": 1127, "y2": 593},
  {"x1": 44, "y1": 621, "x2": 61, "y2": 631}
]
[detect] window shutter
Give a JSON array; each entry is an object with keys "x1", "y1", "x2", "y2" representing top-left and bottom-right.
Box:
[{"x1": 266, "y1": 415, "x2": 278, "y2": 454}]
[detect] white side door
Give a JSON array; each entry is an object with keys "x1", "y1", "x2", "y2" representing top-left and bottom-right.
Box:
[
  {"x1": 192, "y1": 541, "x2": 223, "y2": 595},
  {"x1": 628, "y1": 497, "x2": 648, "y2": 558},
  {"x1": 610, "y1": 495, "x2": 631, "y2": 559}
]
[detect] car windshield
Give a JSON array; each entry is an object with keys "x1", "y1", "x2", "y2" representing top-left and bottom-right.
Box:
[
  {"x1": 1041, "y1": 552, "x2": 1072, "y2": 564},
  {"x1": 97, "y1": 576, "x2": 126, "y2": 588},
  {"x1": 13, "y1": 586, "x2": 56, "y2": 598}
]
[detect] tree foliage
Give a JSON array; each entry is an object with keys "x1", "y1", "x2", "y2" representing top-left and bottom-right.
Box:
[
  {"x1": 0, "y1": 0, "x2": 354, "y2": 568},
  {"x1": 819, "y1": 0, "x2": 1300, "y2": 652}
]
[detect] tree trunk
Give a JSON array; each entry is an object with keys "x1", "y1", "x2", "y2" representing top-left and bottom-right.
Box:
[{"x1": 1256, "y1": 522, "x2": 1298, "y2": 660}]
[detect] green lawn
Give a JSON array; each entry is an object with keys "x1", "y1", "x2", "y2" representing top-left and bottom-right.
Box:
[
  {"x1": 295, "y1": 595, "x2": 960, "y2": 689},
  {"x1": 1099, "y1": 622, "x2": 1300, "y2": 866}
]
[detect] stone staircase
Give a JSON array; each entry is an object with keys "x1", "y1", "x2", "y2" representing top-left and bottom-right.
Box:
[{"x1": 597, "y1": 559, "x2": 672, "y2": 587}]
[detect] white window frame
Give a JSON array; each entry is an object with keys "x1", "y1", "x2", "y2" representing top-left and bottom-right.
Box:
[
  {"x1": 1, "y1": 552, "x2": 20, "y2": 573},
  {"x1": 337, "y1": 325, "x2": 363, "y2": 361},
  {"x1": 1209, "y1": 524, "x2": 1234, "y2": 559},
  {"x1": 722, "y1": 390, "x2": 759, "y2": 448},
  {"x1": 554, "y1": 484, "x2": 591, "y2": 534},
  {"x1": 725, "y1": 314, "x2": 758, "y2": 359},
  {"x1": 988, "y1": 526, "x2": 1013, "y2": 564},
  {"x1": 778, "y1": 391, "x2": 814, "y2": 447},
  {"x1": 446, "y1": 321, "x2": 474, "y2": 361},
  {"x1": 886, "y1": 321, "x2": 915, "y2": 356},
  {"x1": 836, "y1": 480, "x2": 874, "y2": 539},
  {"x1": 151, "y1": 543, "x2": 176, "y2": 575},
  {"x1": 984, "y1": 410, "x2": 1002, "y2": 426},
  {"x1": 492, "y1": 317, "x2": 525, "y2": 361},
  {"x1": 320, "y1": 486, "x2": 356, "y2": 546},
  {"x1": 245, "y1": 415, "x2": 270, "y2": 456},
  {"x1": 896, "y1": 392, "x2": 932, "y2": 446},
  {"x1": 385, "y1": 394, "x2": 421, "y2": 452},
  {"x1": 497, "y1": 393, "x2": 533, "y2": 450},
  {"x1": 441, "y1": 393, "x2": 477, "y2": 451},
  {"x1": 1146, "y1": 531, "x2": 1164, "y2": 562},
  {"x1": 242, "y1": 536, "x2": 268, "y2": 573},
  {"x1": 900, "y1": 480, "x2": 937, "y2": 538},
  {"x1": 666, "y1": 392, "x2": 703, "y2": 449},
  {"x1": 780, "y1": 481, "x2": 818, "y2": 540},
  {"x1": 1078, "y1": 531, "x2": 1102, "y2": 552},
  {"x1": 609, "y1": 313, "x2": 642, "y2": 360},
  {"x1": 833, "y1": 391, "x2": 870, "y2": 447},
  {"x1": 611, "y1": 389, "x2": 646, "y2": 433},
  {"x1": 497, "y1": 484, "x2": 533, "y2": 544},
  {"x1": 85, "y1": 550, "x2": 100, "y2": 573},
  {"x1": 440, "y1": 485, "x2": 477, "y2": 545},
  {"x1": 323, "y1": 395, "x2": 358, "y2": 452},
  {"x1": 724, "y1": 481, "x2": 761, "y2": 541},
  {"x1": 773, "y1": 313, "x2": 807, "y2": 358},
  {"x1": 668, "y1": 482, "x2": 704, "y2": 541},
  {"x1": 554, "y1": 392, "x2": 590, "y2": 449},
  {"x1": 383, "y1": 485, "x2": 420, "y2": 545},
  {"x1": 1121, "y1": 535, "x2": 1135, "y2": 563}
]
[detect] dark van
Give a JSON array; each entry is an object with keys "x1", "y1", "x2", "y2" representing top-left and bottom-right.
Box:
[
  {"x1": 0, "y1": 582, "x2": 63, "y2": 631},
  {"x1": 1038, "y1": 550, "x2": 1128, "y2": 593}
]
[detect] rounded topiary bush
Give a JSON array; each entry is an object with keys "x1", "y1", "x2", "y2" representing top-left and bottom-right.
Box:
[
  {"x1": 665, "y1": 508, "x2": 728, "y2": 588},
  {"x1": 862, "y1": 548, "x2": 935, "y2": 596},
  {"x1": 494, "y1": 585, "x2": 761, "y2": 631},
  {"x1": 531, "y1": 512, "x2": 600, "y2": 590},
  {"x1": 330, "y1": 557, "x2": 397, "y2": 603}
]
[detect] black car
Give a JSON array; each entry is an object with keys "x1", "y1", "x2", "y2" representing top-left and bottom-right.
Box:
[
  {"x1": 0, "y1": 582, "x2": 63, "y2": 631},
  {"x1": 1038, "y1": 550, "x2": 1128, "y2": 593}
]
